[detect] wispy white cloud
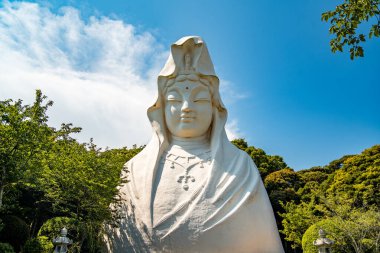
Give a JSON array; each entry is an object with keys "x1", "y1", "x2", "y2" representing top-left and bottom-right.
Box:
[
  {"x1": 219, "y1": 79, "x2": 245, "y2": 140},
  {"x1": 0, "y1": 1, "x2": 241, "y2": 147},
  {"x1": 219, "y1": 79, "x2": 248, "y2": 105},
  {"x1": 225, "y1": 119, "x2": 241, "y2": 140},
  {"x1": 0, "y1": 1, "x2": 167, "y2": 148}
]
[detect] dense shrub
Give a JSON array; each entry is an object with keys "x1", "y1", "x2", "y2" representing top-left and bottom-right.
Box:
[
  {"x1": 38, "y1": 217, "x2": 77, "y2": 241},
  {"x1": 0, "y1": 243, "x2": 15, "y2": 253},
  {"x1": 36, "y1": 236, "x2": 54, "y2": 253},
  {"x1": 23, "y1": 238, "x2": 44, "y2": 253},
  {"x1": 0, "y1": 215, "x2": 29, "y2": 252},
  {"x1": 302, "y1": 219, "x2": 349, "y2": 253}
]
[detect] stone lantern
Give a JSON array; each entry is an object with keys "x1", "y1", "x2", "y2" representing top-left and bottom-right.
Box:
[
  {"x1": 313, "y1": 228, "x2": 334, "y2": 253},
  {"x1": 53, "y1": 227, "x2": 72, "y2": 253}
]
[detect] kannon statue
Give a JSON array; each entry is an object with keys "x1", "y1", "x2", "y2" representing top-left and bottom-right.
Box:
[{"x1": 104, "y1": 36, "x2": 285, "y2": 253}]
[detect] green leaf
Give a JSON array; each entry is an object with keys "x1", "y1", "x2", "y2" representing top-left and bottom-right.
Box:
[{"x1": 322, "y1": 0, "x2": 379, "y2": 59}]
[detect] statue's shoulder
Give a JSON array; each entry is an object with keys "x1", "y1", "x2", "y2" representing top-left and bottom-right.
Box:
[
  {"x1": 229, "y1": 144, "x2": 253, "y2": 160},
  {"x1": 233, "y1": 146, "x2": 260, "y2": 170},
  {"x1": 123, "y1": 146, "x2": 149, "y2": 168},
  {"x1": 121, "y1": 146, "x2": 153, "y2": 184},
  {"x1": 236, "y1": 148, "x2": 250, "y2": 158}
]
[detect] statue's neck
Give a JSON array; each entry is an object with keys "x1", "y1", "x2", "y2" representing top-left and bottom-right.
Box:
[{"x1": 170, "y1": 135, "x2": 209, "y2": 152}]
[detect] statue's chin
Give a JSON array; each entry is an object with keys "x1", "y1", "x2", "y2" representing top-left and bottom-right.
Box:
[
  {"x1": 169, "y1": 128, "x2": 208, "y2": 139},
  {"x1": 166, "y1": 118, "x2": 211, "y2": 139}
]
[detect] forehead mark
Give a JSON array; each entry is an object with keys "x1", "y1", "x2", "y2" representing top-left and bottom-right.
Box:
[{"x1": 164, "y1": 78, "x2": 212, "y2": 100}]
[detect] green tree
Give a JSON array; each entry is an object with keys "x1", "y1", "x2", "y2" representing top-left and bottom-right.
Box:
[
  {"x1": 33, "y1": 135, "x2": 143, "y2": 251},
  {"x1": 264, "y1": 168, "x2": 304, "y2": 252},
  {"x1": 324, "y1": 145, "x2": 380, "y2": 207},
  {"x1": 264, "y1": 168, "x2": 302, "y2": 222},
  {"x1": 0, "y1": 90, "x2": 54, "y2": 209},
  {"x1": 231, "y1": 138, "x2": 248, "y2": 150},
  {"x1": 34, "y1": 138, "x2": 116, "y2": 250},
  {"x1": 322, "y1": 0, "x2": 380, "y2": 59},
  {"x1": 296, "y1": 167, "x2": 331, "y2": 203},
  {"x1": 1, "y1": 91, "x2": 145, "y2": 252},
  {"x1": 321, "y1": 197, "x2": 380, "y2": 253},
  {"x1": 280, "y1": 146, "x2": 380, "y2": 251},
  {"x1": 280, "y1": 200, "x2": 323, "y2": 250}
]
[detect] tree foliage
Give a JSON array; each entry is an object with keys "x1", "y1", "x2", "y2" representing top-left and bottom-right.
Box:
[
  {"x1": 0, "y1": 90, "x2": 54, "y2": 208},
  {"x1": 0, "y1": 242, "x2": 15, "y2": 253},
  {"x1": 0, "y1": 215, "x2": 29, "y2": 252},
  {"x1": 320, "y1": 197, "x2": 380, "y2": 253},
  {"x1": 322, "y1": 0, "x2": 380, "y2": 59},
  {"x1": 279, "y1": 145, "x2": 380, "y2": 252},
  {"x1": 264, "y1": 168, "x2": 302, "y2": 228},
  {"x1": 302, "y1": 218, "x2": 348, "y2": 253},
  {"x1": 324, "y1": 145, "x2": 380, "y2": 207},
  {"x1": 232, "y1": 139, "x2": 380, "y2": 252},
  {"x1": 0, "y1": 91, "x2": 142, "y2": 252},
  {"x1": 280, "y1": 200, "x2": 322, "y2": 250}
]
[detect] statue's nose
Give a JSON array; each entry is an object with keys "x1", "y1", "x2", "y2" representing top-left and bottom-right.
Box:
[{"x1": 181, "y1": 100, "x2": 192, "y2": 112}]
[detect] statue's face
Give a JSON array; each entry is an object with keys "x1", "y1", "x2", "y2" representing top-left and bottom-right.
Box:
[{"x1": 165, "y1": 79, "x2": 213, "y2": 138}]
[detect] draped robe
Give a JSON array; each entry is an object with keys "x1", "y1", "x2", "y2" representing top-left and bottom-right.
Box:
[{"x1": 104, "y1": 36, "x2": 284, "y2": 253}]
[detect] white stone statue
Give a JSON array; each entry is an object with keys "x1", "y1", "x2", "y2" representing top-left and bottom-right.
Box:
[{"x1": 104, "y1": 36, "x2": 284, "y2": 253}]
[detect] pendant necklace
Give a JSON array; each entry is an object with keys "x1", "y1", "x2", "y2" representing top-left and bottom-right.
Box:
[{"x1": 163, "y1": 150, "x2": 211, "y2": 191}]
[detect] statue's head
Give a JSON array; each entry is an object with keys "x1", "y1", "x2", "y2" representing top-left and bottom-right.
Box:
[
  {"x1": 148, "y1": 36, "x2": 226, "y2": 143},
  {"x1": 163, "y1": 66, "x2": 214, "y2": 138}
]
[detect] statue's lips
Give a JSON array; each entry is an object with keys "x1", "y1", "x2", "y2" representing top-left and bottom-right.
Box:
[{"x1": 180, "y1": 116, "x2": 195, "y2": 122}]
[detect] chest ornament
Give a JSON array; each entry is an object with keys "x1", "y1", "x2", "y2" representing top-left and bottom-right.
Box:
[{"x1": 162, "y1": 150, "x2": 211, "y2": 191}]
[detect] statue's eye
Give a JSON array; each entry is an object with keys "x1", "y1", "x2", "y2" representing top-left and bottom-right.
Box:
[
  {"x1": 194, "y1": 91, "x2": 210, "y2": 102},
  {"x1": 167, "y1": 93, "x2": 181, "y2": 102},
  {"x1": 194, "y1": 98, "x2": 210, "y2": 102}
]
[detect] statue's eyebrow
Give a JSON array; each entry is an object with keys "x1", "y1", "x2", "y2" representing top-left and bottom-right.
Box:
[
  {"x1": 191, "y1": 85, "x2": 209, "y2": 96},
  {"x1": 165, "y1": 87, "x2": 180, "y2": 97}
]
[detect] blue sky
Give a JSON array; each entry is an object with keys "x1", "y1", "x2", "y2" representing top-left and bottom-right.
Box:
[{"x1": 1, "y1": 0, "x2": 379, "y2": 170}]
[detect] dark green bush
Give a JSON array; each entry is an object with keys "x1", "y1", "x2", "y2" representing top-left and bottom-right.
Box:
[
  {"x1": 36, "y1": 236, "x2": 54, "y2": 253},
  {"x1": 0, "y1": 218, "x2": 3, "y2": 232},
  {"x1": 0, "y1": 215, "x2": 29, "y2": 252},
  {"x1": 23, "y1": 238, "x2": 44, "y2": 253},
  {"x1": 38, "y1": 216, "x2": 77, "y2": 240},
  {"x1": 0, "y1": 242, "x2": 15, "y2": 253},
  {"x1": 302, "y1": 218, "x2": 348, "y2": 253}
]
